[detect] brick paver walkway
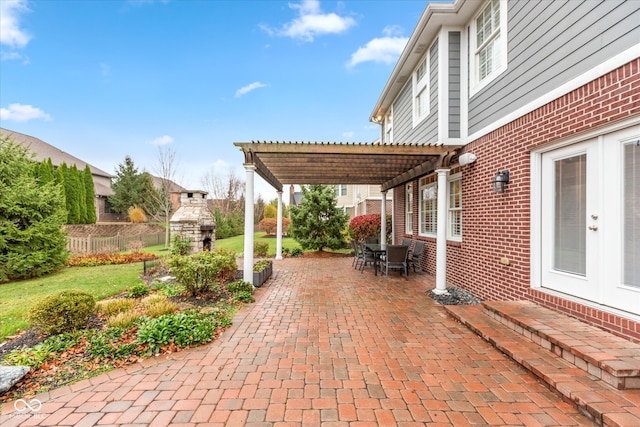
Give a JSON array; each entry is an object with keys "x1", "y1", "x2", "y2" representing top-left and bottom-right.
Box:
[{"x1": 1, "y1": 257, "x2": 594, "y2": 426}]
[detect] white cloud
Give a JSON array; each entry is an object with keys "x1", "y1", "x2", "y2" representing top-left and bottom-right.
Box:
[
  {"x1": 342, "y1": 131, "x2": 355, "y2": 139},
  {"x1": 235, "y1": 82, "x2": 268, "y2": 98},
  {"x1": 0, "y1": 0, "x2": 31, "y2": 61},
  {"x1": 347, "y1": 26, "x2": 408, "y2": 69},
  {"x1": 150, "y1": 135, "x2": 174, "y2": 146},
  {"x1": 0, "y1": 103, "x2": 51, "y2": 122},
  {"x1": 262, "y1": 0, "x2": 356, "y2": 42}
]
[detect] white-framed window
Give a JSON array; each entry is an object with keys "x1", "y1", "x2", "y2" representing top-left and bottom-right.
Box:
[
  {"x1": 384, "y1": 108, "x2": 393, "y2": 144},
  {"x1": 448, "y1": 175, "x2": 462, "y2": 240},
  {"x1": 470, "y1": 0, "x2": 507, "y2": 94},
  {"x1": 333, "y1": 184, "x2": 347, "y2": 196},
  {"x1": 412, "y1": 55, "x2": 429, "y2": 126},
  {"x1": 419, "y1": 178, "x2": 437, "y2": 236},
  {"x1": 405, "y1": 182, "x2": 413, "y2": 234}
]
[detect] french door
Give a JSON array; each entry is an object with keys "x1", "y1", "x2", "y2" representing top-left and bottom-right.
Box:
[{"x1": 540, "y1": 126, "x2": 640, "y2": 315}]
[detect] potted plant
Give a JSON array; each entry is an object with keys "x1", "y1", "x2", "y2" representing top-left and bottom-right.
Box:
[{"x1": 253, "y1": 259, "x2": 273, "y2": 287}]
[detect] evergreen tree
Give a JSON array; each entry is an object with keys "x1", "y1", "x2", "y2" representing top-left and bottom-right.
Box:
[
  {"x1": 39, "y1": 158, "x2": 55, "y2": 184},
  {"x1": 289, "y1": 184, "x2": 349, "y2": 251},
  {"x1": 83, "y1": 165, "x2": 97, "y2": 223},
  {"x1": 0, "y1": 136, "x2": 68, "y2": 281},
  {"x1": 56, "y1": 163, "x2": 76, "y2": 223},
  {"x1": 109, "y1": 156, "x2": 161, "y2": 218},
  {"x1": 72, "y1": 165, "x2": 87, "y2": 224}
]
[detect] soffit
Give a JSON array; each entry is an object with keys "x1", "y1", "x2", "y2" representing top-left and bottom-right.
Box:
[{"x1": 234, "y1": 141, "x2": 459, "y2": 192}]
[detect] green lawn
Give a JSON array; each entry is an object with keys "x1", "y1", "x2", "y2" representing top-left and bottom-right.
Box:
[
  {"x1": 214, "y1": 232, "x2": 302, "y2": 256},
  {"x1": 0, "y1": 263, "x2": 145, "y2": 342}
]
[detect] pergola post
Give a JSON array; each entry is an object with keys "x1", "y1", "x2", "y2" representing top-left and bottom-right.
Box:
[
  {"x1": 434, "y1": 168, "x2": 449, "y2": 294},
  {"x1": 381, "y1": 190, "x2": 387, "y2": 249},
  {"x1": 243, "y1": 164, "x2": 255, "y2": 286},
  {"x1": 276, "y1": 190, "x2": 283, "y2": 260}
]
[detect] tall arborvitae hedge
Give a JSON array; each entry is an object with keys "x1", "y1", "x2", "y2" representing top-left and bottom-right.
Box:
[{"x1": 83, "y1": 165, "x2": 97, "y2": 223}]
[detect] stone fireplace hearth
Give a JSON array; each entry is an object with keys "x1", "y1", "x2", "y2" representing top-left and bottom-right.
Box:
[{"x1": 169, "y1": 191, "x2": 216, "y2": 254}]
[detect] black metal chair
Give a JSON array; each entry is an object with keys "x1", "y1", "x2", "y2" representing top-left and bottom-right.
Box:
[
  {"x1": 380, "y1": 245, "x2": 409, "y2": 278},
  {"x1": 364, "y1": 236, "x2": 379, "y2": 244},
  {"x1": 407, "y1": 241, "x2": 425, "y2": 273},
  {"x1": 351, "y1": 239, "x2": 364, "y2": 269},
  {"x1": 359, "y1": 241, "x2": 378, "y2": 273}
]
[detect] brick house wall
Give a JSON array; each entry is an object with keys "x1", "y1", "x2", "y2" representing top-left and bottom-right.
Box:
[{"x1": 394, "y1": 59, "x2": 640, "y2": 342}]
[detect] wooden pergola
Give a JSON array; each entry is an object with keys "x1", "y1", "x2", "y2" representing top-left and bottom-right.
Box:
[
  {"x1": 233, "y1": 141, "x2": 458, "y2": 192},
  {"x1": 233, "y1": 141, "x2": 461, "y2": 288}
]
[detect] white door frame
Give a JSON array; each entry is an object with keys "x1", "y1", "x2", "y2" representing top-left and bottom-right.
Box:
[{"x1": 531, "y1": 117, "x2": 640, "y2": 319}]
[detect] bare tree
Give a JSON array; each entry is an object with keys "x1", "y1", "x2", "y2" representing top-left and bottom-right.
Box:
[
  {"x1": 155, "y1": 146, "x2": 179, "y2": 248},
  {"x1": 201, "y1": 170, "x2": 245, "y2": 215}
]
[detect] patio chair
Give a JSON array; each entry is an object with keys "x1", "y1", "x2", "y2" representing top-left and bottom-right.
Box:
[
  {"x1": 401, "y1": 238, "x2": 412, "y2": 248},
  {"x1": 351, "y1": 239, "x2": 364, "y2": 269},
  {"x1": 365, "y1": 236, "x2": 379, "y2": 244},
  {"x1": 380, "y1": 245, "x2": 409, "y2": 278},
  {"x1": 407, "y1": 241, "x2": 425, "y2": 273},
  {"x1": 359, "y1": 241, "x2": 379, "y2": 273}
]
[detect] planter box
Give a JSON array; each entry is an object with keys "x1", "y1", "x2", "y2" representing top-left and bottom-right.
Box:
[{"x1": 253, "y1": 260, "x2": 273, "y2": 288}]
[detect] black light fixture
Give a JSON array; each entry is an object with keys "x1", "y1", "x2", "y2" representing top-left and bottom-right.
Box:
[{"x1": 492, "y1": 170, "x2": 510, "y2": 193}]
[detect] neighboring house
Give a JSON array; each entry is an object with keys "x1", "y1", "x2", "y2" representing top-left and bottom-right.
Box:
[
  {"x1": 334, "y1": 184, "x2": 393, "y2": 219},
  {"x1": 0, "y1": 127, "x2": 119, "y2": 222},
  {"x1": 369, "y1": 0, "x2": 640, "y2": 341},
  {"x1": 236, "y1": 0, "x2": 640, "y2": 342},
  {"x1": 151, "y1": 175, "x2": 187, "y2": 216}
]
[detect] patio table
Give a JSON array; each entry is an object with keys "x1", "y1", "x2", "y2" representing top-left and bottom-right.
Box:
[{"x1": 364, "y1": 243, "x2": 386, "y2": 276}]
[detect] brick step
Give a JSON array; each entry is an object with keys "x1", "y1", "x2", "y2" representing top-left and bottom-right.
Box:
[
  {"x1": 482, "y1": 301, "x2": 640, "y2": 390},
  {"x1": 445, "y1": 304, "x2": 640, "y2": 427}
]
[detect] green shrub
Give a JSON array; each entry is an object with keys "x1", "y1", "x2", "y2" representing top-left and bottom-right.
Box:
[
  {"x1": 168, "y1": 248, "x2": 237, "y2": 296},
  {"x1": 136, "y1": 312, "x2": 219, "y2": 355},
  {"x1": 27, "y1": 289, "x2": 96, "y2": 335},
  {"x1": 126, "y1": 283, "x2": 149, "y2": 298},
  {"x1": 171, "y1": 234, "x2": 191, "y2": 256},
  {"x1": 226, "y1": 279, "x2": 253, "y2": 294},
  {"x1": 290, "y1": 248, "x2": 303, "y2": 257},
  {"x1": 254, "y1": 241, "x2": 269, "y2": 257}
]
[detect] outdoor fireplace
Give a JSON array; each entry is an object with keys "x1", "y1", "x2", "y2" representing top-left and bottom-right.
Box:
[{"x1": 169, "y1": 191, "x2": 216, "y2": 254}]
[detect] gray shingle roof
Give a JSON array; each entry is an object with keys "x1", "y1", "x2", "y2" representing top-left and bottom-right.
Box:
[
  {"x1": 0, "y1": 127, "x2": 113, "y2": 178},
  {"x1": 1, "y1": 127, "x2": 114, "y2": 196}
]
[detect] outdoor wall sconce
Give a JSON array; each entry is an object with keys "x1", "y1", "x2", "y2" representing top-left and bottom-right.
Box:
[
  {"x1": 458, "y1": 153, "x2": 477, "y2": 166},
  {"x1": 492, "y1": 170, "x2": 510, "y2": 193}
]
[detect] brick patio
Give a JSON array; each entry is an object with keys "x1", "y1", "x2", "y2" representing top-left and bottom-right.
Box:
[{"x1": 0, "y1": 256, "x2": 622, "y2": 426}]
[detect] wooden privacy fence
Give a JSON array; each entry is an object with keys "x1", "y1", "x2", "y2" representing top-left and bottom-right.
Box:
[{"x1": 67, "y1": 232, "x2": 166, "y2": 255}]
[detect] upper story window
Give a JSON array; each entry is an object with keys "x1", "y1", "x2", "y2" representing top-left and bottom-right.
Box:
[
  {"x1": 470, "y1": 0, "x2": 507, "y2": 95},
  {"x1": 406, "y1": 183, "x2": 413, "y2": 234},
  {"x1": 334, "y1": 184, "x2": 348, "y2": 197},
  {"x1": 448, "y1": 175, "x2": 462, "y2": 241},
  {"x1": 412, "y1": 55, "x2": 429, "y2": 126}
]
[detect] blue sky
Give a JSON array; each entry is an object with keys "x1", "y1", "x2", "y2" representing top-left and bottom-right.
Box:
[{"x1": 1, "y1": 0, "x2": 429, "y2": 200}]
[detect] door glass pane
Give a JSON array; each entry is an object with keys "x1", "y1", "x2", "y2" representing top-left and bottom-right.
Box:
[
  {"x1": 554, "y1": 155, "x2": 586, "y2": 275},
  {"x1": 624, "y1": 142, "x2": 640, "y2": 287}
]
